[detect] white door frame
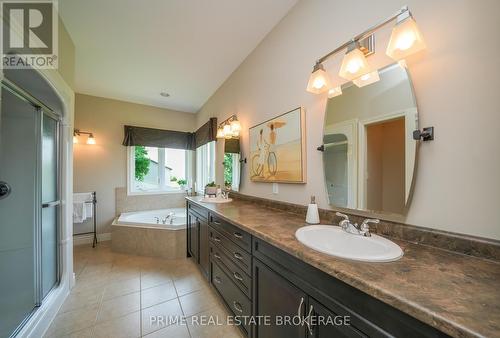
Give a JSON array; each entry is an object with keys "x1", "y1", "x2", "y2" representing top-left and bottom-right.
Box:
[{"x1": 357, "y1": 108, "x2": 418, "y2": 209}]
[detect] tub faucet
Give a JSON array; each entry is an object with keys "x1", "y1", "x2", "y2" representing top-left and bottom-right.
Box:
[
  {"x1": 154, "y1": 216, "x2": 160, "y2": 224},
  {"x1": 336, "y1": 212, "x2": 378, "y2": 237}
]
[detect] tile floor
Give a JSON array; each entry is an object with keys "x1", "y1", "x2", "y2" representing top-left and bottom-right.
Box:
[{"x1": 45, "y1": 241, "x2": 244, "y2": 338}]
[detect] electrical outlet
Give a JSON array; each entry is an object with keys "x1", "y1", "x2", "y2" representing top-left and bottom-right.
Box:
[{"x1": 272, "y1": 183, "x2": 279, "y2": 194}]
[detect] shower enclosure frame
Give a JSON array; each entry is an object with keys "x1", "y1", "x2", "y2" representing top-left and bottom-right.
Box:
[{"x1": 1, "y1": 78, "x2": 63, "y2": 337}]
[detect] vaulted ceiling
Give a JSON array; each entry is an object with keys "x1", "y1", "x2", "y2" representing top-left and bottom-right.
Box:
[{"x1": 59, "y1": 0, "x2": 297, "y2": 112}]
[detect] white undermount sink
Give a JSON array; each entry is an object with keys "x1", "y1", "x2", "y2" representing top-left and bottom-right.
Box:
[
  {"x1": 295, "y1": 225, "x2": 403, "y2": 262},
  {"x1": 199, "y1": 197, "x2": 233, "y2": 204}
]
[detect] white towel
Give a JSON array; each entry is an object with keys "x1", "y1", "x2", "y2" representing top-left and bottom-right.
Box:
[
  {"x1": 73, "y1": 201, "x2": 86, "y2": 223},
  {"x1": 73, "y1": 192, "x2": 93, "y2": 223}
]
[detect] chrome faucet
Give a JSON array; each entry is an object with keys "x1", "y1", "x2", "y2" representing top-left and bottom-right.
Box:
[{"x1": 335, "y1": 212, "x2": 379, "y2": 237}]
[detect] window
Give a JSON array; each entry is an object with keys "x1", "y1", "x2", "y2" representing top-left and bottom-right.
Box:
[
  {"x1": 224, "y1": 152, "x2": 240, "y2": 191},
  {"x1": 196, "y1": 141, "x2": 215, "y2": 193},
  {"x1": 128, "y1": 146, "x2": 188, "y2": 194}
]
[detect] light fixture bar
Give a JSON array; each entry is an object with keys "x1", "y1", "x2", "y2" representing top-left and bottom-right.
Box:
[
  {"x1": 317, "y1": 6, "x2": 409, "y2": 64},
  {"x1": 217, "y1": 114, "x2": 238, "y2": 129}
]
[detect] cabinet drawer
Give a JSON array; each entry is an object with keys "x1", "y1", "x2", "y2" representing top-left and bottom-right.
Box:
[
  {"x1": 209, "y1": 213, "x2": 251, "y2": 252},
  {"x1": 187, "y1": 202, "x2": 208, "y2": 220},
  {"x1": 210, "y1": 242, "x2": 251, "y2": 297},
  {"x1": 209, "y1": 226, "x2": 252, "y2": 275},
  {"x1": 211, "y1": 261, "x2": 251, "y2": 335}
]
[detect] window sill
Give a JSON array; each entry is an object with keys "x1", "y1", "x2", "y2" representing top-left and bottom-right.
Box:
[{"x1": 127, "y1": 189, "x2": 186, "y2": 197}]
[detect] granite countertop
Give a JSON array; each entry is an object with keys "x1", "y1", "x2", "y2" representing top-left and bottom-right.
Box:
[{"x1": 187, "y1": 196, "x2": 500, "y2": 338}]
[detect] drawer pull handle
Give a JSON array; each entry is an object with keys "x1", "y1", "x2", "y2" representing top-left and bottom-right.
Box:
[
  {"x1": 233, "y1": 252, "x2": 243, "y2": 260},
  {"x1": 213, "y1": 237, "x2": 221, "y2": 242},
  {"x1": 214, "y1": 253, "x2": 221, "y2": 260},
  {"x1": 234, "y1": 232, "x2": 243, "y2": 239},
  {"x1": 297, "y1": 297, "x2": 304, "y2": 317},
  {"x1": 213, "y1": 220, "x2": 221, "y2": 225},
  {"x1": 233, "y1": 272, "x2": 243, "y2": 281},
  {"x1": 233, "y1": 301, "x2": 243, "y2": 313},
  {"x1": 214, "y1": 276, "x2": 222, "y2": 284}
]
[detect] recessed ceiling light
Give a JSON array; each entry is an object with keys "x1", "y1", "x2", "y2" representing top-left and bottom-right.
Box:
[{"x1": 160, "y1": 92, "x2": 170, "y2": 97}]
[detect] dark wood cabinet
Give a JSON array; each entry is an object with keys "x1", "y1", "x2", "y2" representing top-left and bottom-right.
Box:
[
  {"x1": 187, "y1": 210, "x2": 198, "y2": 260},
  {"x1": 199, "y1": 217, "x2": 209, "y2": 278},
  {"x1": 307, "y1": 298, "x2": 365, "y2": 338},
  {"x1": 187, "y1": 200, "x2": 447, "y2": 338},
  {"x1": 253, "y1": 258, "x2": 307, "y2": 338}
]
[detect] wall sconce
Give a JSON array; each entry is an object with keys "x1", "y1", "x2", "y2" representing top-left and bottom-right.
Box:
[
  {"x1": 386, "y1": 10, "x2": 426, "y2": 60},
  {"x1": 74, "y1": 129, "x2": 96, "y2": 145},
  {"x1": 306, "y1": 6, "x2": 425, "y2": 96},
  {"x1": 216, "y1": 115, "x2": 241, "y2": 139},
  {"x1": 306, "y1": 62, "x2": 332, "y2": 94},
  {"x1": 338, "y1": 41, "x2": 372, "y2": 81}
]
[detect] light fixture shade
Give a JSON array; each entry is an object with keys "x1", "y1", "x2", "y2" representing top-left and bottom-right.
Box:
[
  {"x1": 216, "y1": 128, "x2": 225, "y2": 139},
  {"x1": 223, "y1": 124, "x2": 232, "y2": 139},
  {"x1": 327, "y1": 86, "x2": 342, "y2": 98},
  {"x1": 386, "y1": 17, "x2": 426, "y2": 60},
  {"x1": 339, "y1": 48, "x2": 371, "y2": 81},
  {"x1": 73, "y1": 135, "x2": 78, "y2": 144},
  {"x1": 353, "y1": 70, "x2": 380, "y2": 88},
  {"x1": 86, "y1": 134, "x2": 96, "y2": 145},
  {"x1": 230, "y1": 119, "x2": 241, "y2": 133},
  {"x1": 306, "y1": 63, "x2": 331, "y2": 94}
]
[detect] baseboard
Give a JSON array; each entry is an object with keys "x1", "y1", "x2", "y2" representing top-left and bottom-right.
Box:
[{"x1": 73, "y1": 232, "x2": 111, "y2": 246}]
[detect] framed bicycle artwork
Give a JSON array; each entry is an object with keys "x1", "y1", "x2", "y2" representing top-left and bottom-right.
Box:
[{"x1": 249, "y1": 107, "x2": 306, "y2": 183}]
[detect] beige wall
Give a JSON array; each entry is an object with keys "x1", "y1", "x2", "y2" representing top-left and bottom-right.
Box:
[
  {"x1": 73, "y1": 94, "x2": 196, "y2": 234},
  {"x1": 58, "y1": 17, "x2": 75, "y2": 90},
  {"x1": 196, "y1": 0, "x2": 500, "y2": 240}
]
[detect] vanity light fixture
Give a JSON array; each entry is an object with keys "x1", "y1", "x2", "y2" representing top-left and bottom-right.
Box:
[
  {"x1": 306, "y1": 61, "x2": 332, "y2": 94},
  {"x1": 74, "y1": 129, "x2": 96, "y2": 145},
  {"x1": 223, "y1": 124, "x2": 232, "y2": 139},
  {"x1": 338, "y1": 41, "x2": 372, "y2": 81},
  {"x1": 352, "y1": 70, "x2": 380, "y2": 88},
  {"x1": 386, "y1": 9, "x2": 426, "y2": 60},
  {"x1": 306, "y1": 6, "x2": 425, "y2": 95},
  {"x1": 216, "y1": 115, "x2": 241, "y2": 139}
]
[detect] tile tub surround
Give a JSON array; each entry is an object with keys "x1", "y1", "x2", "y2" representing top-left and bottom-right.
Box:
[
  {"x1": 111, "y1": 223, "x2": 186, "y2": 259},
  {"x1": 115, "y1": 187, "x2": 186, "y2": 215},
  {"x1": 228, "y1": 191, "x2": 500, "y2": 262},
  {"x1": 46, "y1": 242, "x2": 244, "y2": 338},
  {"x1": 188, "y1": 196, "x2": 500, "y2": 338}
]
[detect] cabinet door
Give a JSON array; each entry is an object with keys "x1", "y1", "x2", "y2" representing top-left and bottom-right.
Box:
[
  {"x1": 187, "y1": 212, "x2": 198, "y2": 261},
  {"x1": 199, "y1": 218, "x2": 209, "y2": 278},
  {"x1": 307, "y1": 298, "x2": 365, "y2": 338},
  {"x1": 253, "y1": 259, "x2": 307, "y2": 338}
]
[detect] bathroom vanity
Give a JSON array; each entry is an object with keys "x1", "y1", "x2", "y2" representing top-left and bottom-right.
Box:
[{"x1": 186, "y1": 196, "x2": 499, "y2": 338}]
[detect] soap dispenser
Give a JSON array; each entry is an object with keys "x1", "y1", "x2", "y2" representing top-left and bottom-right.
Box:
[{"x1": 306, "y1": 196, "x2": 320, "y2": 224}]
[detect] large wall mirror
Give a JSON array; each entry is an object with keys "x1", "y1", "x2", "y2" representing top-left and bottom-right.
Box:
[{"x1": 323, "y1": 63, "x2": 418, "y2": 216}]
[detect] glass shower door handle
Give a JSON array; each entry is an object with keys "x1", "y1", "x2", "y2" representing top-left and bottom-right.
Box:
[
  {"x1": 0, "y1": 181, "x2": 12, "y2": 200},
  {"x1": 42, "y1": 200, "x2": 60, "y2": 208}
]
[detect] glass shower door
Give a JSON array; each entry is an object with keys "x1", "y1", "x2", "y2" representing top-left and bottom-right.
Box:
[
  {"x1": 41, "y1": 112, "x2": 59, "y2": 298},
  {"x1": 0, "y1": 87, "x2": 38, "y2": 338}
]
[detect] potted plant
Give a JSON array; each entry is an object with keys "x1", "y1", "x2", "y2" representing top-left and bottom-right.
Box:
[
  {"x1": 177, "y1": 179, "x2": 187, "y2": 190},
  {"x1": 205, "y1": 181, "x2": 217, "y2": 196}
]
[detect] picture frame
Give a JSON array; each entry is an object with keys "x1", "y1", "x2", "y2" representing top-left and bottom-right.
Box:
[{"x1": 249, "y1": 107, "x2": 306, "y2": 183}]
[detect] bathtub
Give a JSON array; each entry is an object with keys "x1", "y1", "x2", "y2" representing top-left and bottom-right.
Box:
[
  {"x1": 111, "y1": 208, "x2": 187, "y2": 259},
  {"x1": 115, "y1": 208, "x2": 186, "y2": 229}
]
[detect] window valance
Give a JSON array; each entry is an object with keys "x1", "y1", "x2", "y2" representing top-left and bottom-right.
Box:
[{"x1": 122, "y1": 125, "x2": 195, "y2": 150}]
